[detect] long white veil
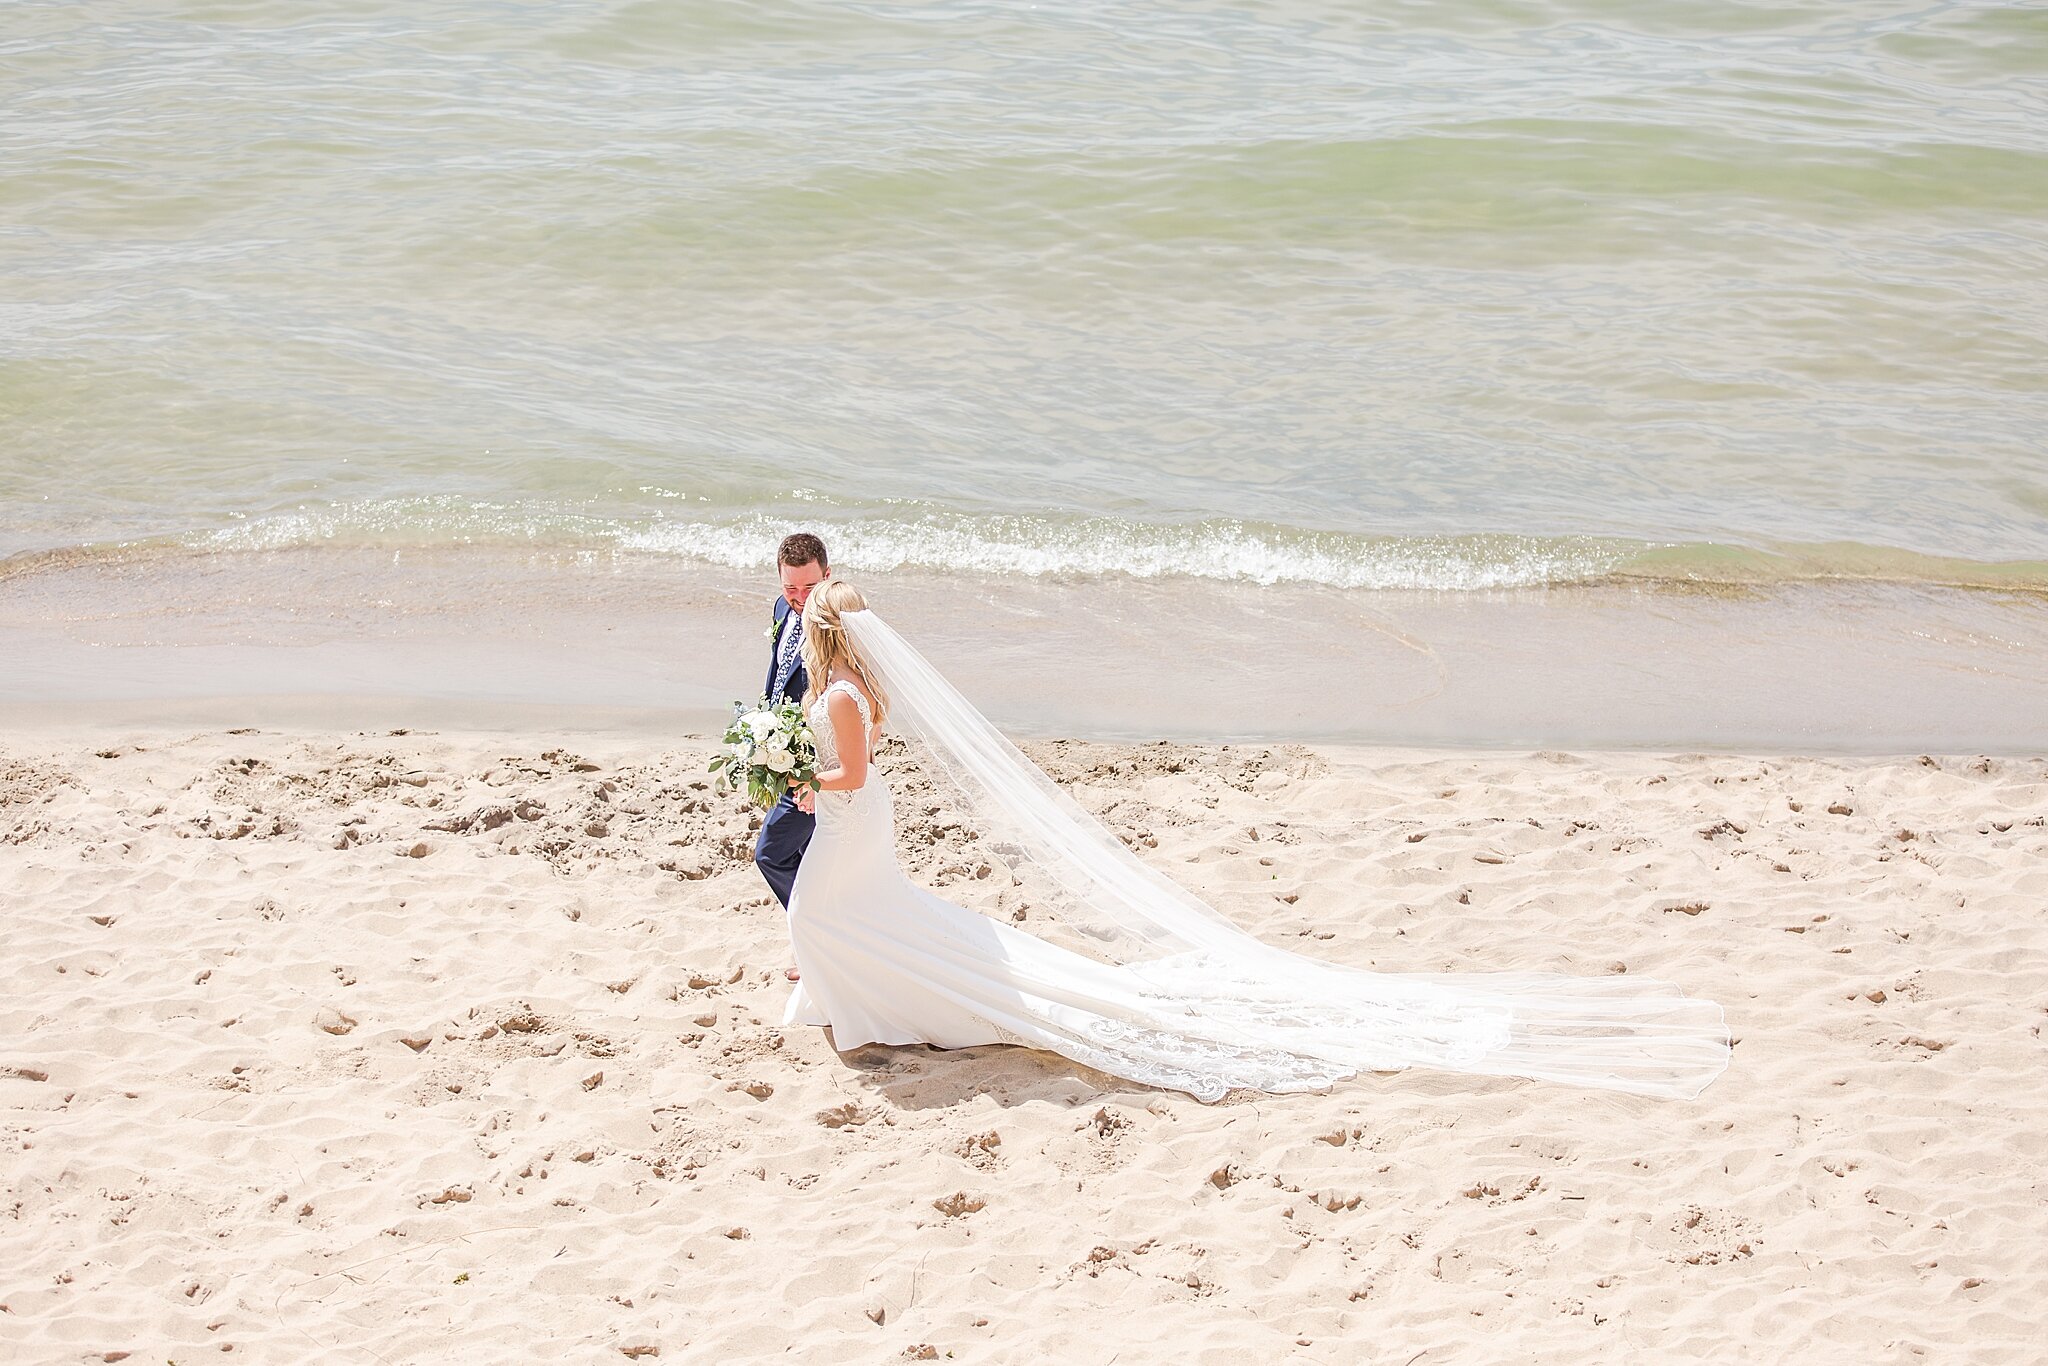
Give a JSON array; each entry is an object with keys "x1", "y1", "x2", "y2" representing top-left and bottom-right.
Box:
[{"x1": 840, "y1": 607, "x2": 1730, "y2": 1100}]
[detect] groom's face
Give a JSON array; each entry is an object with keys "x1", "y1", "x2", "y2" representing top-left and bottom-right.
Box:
[{"x1": 780, "y1": 558, "x2": 828, "y2": 613}]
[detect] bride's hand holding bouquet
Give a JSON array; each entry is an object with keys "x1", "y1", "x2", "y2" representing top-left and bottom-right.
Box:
[{"x1": 709, "y1": 697, "x2": 821, "y2": 809}]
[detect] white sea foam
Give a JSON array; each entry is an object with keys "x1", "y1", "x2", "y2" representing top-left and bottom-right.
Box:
[
  {"x1": 616, "y1": 512, "x2": 1636, "y2": 590},
  {"x1": 173, "y1": 499, "x2": 1638, "y2": 590}
]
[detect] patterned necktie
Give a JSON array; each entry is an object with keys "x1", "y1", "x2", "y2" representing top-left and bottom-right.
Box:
[{"x1": 772, "y1": 613, "x2": 802, "y2": 701}]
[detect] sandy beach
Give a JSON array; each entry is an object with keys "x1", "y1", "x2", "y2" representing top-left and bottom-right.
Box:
[
  {"x1": 4, "y1": 723, "x2": 2042, "y2": 1362},
  {"x1": 9, "y1": 0, "x2": 2048, "y2": 1359}
]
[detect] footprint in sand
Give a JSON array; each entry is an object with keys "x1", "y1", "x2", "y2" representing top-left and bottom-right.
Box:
[
  {"x1": 816, "y1": 1102, "x2": 872, "y2": 1129},
  {"x1": 932, "y1": 1191, "x2": 985, "y2": 1217}
]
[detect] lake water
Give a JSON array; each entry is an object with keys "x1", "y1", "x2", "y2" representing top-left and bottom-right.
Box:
[{"x1": 3, "y1": 0, "x2": 2045, "y2": 744}]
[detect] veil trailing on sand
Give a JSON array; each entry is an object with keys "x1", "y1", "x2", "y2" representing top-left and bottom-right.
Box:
[{"x1": 840, "y1": 607, "x2": 1730, "y2": 1100}]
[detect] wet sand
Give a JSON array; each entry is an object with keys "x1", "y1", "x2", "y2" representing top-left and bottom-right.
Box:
[{"x1": 3, "y1": 547, "x2": 2046, "y2": 751}]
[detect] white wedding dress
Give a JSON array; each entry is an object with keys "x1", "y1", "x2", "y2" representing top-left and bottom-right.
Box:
[
  {"x1": 779, "y1": 612, "x2": 1730, "y2": 1103},
  {"x1": 780, "y1": 678, "x2": 1285, "y2": 1098}
]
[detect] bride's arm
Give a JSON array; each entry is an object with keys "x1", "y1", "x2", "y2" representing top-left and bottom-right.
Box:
[{"x1": 810, "y1": 689, "x2": 870, "y2": 793}]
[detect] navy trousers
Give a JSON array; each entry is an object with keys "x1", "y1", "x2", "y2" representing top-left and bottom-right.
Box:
[{"x1": 754, "y1": 792, "x2": 815, "y2": 909}]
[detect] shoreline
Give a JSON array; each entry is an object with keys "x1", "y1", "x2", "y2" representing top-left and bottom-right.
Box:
[
  {"x1": 9, "y1": 507, "x2": 2048, "y2": 596},
  {"x1": 3, "y1": 546, "x2": 2048, "y2": 753}
]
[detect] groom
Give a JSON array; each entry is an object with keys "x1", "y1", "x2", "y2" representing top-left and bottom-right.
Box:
[{"x1": 753, "y1": 532, "x2": 830, "y2": 923}]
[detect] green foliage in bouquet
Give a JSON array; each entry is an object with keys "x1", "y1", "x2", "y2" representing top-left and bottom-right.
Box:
[{"x1": 709, "y1": 696, "x2": 822, "y2": 808}]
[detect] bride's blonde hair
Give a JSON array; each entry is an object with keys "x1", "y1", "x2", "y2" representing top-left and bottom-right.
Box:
[{"x1": 800, "y1": 577, "x2": 890, "y2": 728}]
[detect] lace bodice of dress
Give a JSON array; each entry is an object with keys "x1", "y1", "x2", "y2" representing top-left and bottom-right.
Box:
[
  {"x1": 807, "y1": 679, "x2": 883, "y2": 826},
  {"x1": 807, "y1": 678, "x2": 873, "y2": 766}
]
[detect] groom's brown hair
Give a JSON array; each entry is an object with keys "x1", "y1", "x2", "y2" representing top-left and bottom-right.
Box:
[{"x1": 778, "y1": 532, "x2": 828, "y2": 569}]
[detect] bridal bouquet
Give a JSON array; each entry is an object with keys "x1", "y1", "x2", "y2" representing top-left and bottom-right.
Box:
[{"x1": 709, "y1": 697, "x2": 821, "y2": 808}]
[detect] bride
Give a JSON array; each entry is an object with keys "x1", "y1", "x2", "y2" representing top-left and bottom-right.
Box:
[{"x1": 778, "y1": 578, "x2": 1730, "y2": 1103}]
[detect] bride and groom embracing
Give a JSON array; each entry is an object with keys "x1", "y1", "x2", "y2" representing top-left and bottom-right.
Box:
[{"x1": 746, "y1": 532, "x2": 1730, "y2": 1103}]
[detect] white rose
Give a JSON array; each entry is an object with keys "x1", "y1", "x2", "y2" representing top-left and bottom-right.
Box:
[
  {"x1": 762, "y1": 744, "x2": 794, "y2": 773},
  {"x1": 744, "y1": 712, "x2": 778, "y2": 741}
]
